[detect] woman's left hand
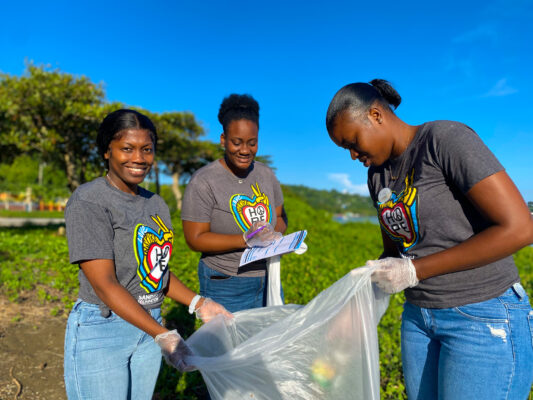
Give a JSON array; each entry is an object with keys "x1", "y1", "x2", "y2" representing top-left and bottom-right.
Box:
[
  {"x1": 367, "y1": 257, "x2": 419, "y2": 294},
  {"x1": 195, "y1": 298, "x2": 234, "y2": 323}
]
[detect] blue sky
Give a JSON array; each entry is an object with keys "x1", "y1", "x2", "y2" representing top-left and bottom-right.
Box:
[{"x1": 1, "y1": 0, "x2": 532, "y2": 201}]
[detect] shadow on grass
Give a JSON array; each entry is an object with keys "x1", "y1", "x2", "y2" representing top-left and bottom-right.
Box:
[{"x1": 0, "y1": 224, "x2": 65, "y2": 232}]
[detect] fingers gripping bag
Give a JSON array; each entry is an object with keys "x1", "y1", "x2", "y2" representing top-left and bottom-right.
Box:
[{"x1": 185, "y1": 266, "x2": 389, "y2": 400}]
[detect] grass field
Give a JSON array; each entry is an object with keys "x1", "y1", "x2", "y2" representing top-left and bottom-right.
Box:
[
  {"x1": 0, "y1": 192, "x2": 531, "y2": 399},
  {"x1": 0, "y1": 209, "x2": 65, "y2": 219}
]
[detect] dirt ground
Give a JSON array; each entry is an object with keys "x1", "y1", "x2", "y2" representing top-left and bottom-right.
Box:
[{"x1": 0, "y1": 296, "x2": 67, "y2": 400}]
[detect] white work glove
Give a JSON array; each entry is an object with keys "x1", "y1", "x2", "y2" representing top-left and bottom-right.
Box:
[
  {"x1": 195, "y1": 297, "x2": 233, "y2": 323},
  {"x1": 367, "y1": 257, "x2": 419, "y2": 294},
  {"x1": 154, "y1": 330, "x2": 196, "y2": 372},
  {"x1": 243, "y1": 221, "x2": 282, "y2": 247}
]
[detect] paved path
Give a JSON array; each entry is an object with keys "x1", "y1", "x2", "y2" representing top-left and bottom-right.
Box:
[{"x1": 0, "y1": 217, "x2": 65, "y2": 227}]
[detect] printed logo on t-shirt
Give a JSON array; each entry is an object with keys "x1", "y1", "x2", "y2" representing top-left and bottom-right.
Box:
[
  {"x1": 133, "y1": 215, "x2": 174, "y2": 293},
  {"x1": 230, "y1": 183, "x2": 272, "y2": 232},
  {"x1": 378, "y1": 170, "x2": 419, "y2": 252}
]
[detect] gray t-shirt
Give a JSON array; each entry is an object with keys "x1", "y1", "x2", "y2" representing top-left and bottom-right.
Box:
[
  {"x1": 65, "y1": 177, "x2": 173, "y2": 312},
  {"x1": 181, "y1": 160, "x2": 284, "y2": 277},
  {"x1": 368, "y1": 120, "x2": 519, "y2": 308}
]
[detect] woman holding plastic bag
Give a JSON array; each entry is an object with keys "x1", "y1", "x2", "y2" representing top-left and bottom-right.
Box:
[
  {"x1": 181, "y1": 93, "x2": 287, "y2": 312},
  {"x1": 64, "y1": 109, "x2": 231, "y2": 399},
  {"x1": 325, "y1": 79, "x2": 533, "y2": 399},
  {"x1": 183, "y1": 265, "x2": 389, "y2": 400}
]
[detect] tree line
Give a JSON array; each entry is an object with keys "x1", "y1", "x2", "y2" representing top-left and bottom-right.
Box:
[
  {"x1": 283, "y1": 185, "x2": 375, "y2": 216},
  {"x1": 0, "y1": 63, "x2": 222, "y2": 209},
  {"x1": 0, "y1": 63, "x2": 375, "y2": 215}
]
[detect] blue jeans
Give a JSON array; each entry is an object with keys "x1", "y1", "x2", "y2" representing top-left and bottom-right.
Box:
[
  {"x1": 198, "y1": 259, "x2": 283, "y2": 313},
  {"x1": 401, "y1": 283, "x2": 533, "y2": 400},
  {"x1": 64, "y1": 300, "x2": 163, "y2": 400}
]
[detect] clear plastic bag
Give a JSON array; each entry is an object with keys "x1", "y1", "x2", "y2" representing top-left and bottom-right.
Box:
[
  {"x1": 266, "y1": 255, "x2": 283, "y2": 306},
  {"x1": 186, "y1": 266, "x2": 389, "y2": 400},
  {"x1": 266, "y1": 242, "x2": 308, "y2": 306}
]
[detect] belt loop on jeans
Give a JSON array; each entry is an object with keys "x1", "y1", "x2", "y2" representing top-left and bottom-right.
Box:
[{"x1": 511, "y1": 282, "x2": 525, "y2": 300}]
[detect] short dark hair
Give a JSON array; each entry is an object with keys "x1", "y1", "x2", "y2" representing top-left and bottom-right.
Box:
[
  {"x1": 96, "y1": 109, "x2": 158, "y2": 168},
  {"x1": 218, "y1": 94, "x2": 259, "y2": 132},
  {"x1": 325, "y1": 79, "x2": 402, "y2": 134}
]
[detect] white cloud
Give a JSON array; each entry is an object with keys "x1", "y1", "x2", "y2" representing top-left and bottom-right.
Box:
[
  {"x1": 452, "y1": 23, "x2": 498, "y2": 44},
  {"x1": 328, "y1": 173, "x2": 368, "y2": 196},
  {"x1": 483, "y1": 78, "x2": 518, "y2": 97}
]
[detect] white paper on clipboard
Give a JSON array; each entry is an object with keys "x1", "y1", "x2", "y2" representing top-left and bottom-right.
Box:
[{"x1": 239, "y1": 230, "x2": 307, "y2": 267}]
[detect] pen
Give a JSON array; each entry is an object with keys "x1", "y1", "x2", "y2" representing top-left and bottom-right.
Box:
[{"x1": 246, "y1": 224, "x2": 267, "y2": 239}]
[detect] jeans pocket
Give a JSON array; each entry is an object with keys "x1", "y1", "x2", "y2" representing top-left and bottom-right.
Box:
[
  {"x1": 454, "y1": 297, "x2": 508, "y2": 323},
  {"x1": 78, "y1": 307, "x2": 118, "y2": 326},
  {"x1": 210, "y1": 275, "x2": 231, "y2": 280}
]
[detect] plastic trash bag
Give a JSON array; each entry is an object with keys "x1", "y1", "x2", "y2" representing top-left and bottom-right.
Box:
[
  {"x1": 186, "y1": 267, "x2": 389, "y2": 400},
  {"x1": 266, "y1": 255, "x2": 284, "y2": 306},
  {"x1": 266, "y1": 241, "x2": 308, "y2": 306}
]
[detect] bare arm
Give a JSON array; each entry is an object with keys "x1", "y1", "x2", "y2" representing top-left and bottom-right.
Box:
[
  {"x1": 164, "y1": 271, "x2": 205, "y2": 310},
  {"x1": 183, "y1": 203, "x2": 287, "y2": 253},
  {"x1": 414, "y1": 171, "x2": 533, "y2": 280},
  {"x1": 182, "y1": 220, "x2": 247, "y2": 253},
  {"x1": 275, "y1": 204, "x2": 287, "y2": 234},
  {"x1": 80, "y1": 259, "x2": 167, "y2": 338}
]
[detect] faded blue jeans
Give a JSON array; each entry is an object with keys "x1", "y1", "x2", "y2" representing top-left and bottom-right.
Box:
[
  {"x1": 198, "y1": 259, "x2": 283, "y2": 313},
  {"x1": 64, "y1": 300, "x2": 162, "y2": 400},
  {"x1": 401, "y1": 283, "x2": 533, "y2": 400}
]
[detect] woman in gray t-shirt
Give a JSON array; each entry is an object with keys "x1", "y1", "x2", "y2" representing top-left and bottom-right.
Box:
[
  {"x1": 325, "y1": 80, "x2": 533, "y2": 399},
  {"x1": 182, "y1": 94, "x2": 287, "y2": 313},
  {"x1": 64, "y1": 109, "x2": 231, "y2": 399}
]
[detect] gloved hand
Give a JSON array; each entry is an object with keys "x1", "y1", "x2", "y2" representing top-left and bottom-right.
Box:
[
  {"x1": 243, "y1": 221, "x2": 282, "y2": 247},
  {"x1": 195, "y1": 297, "x2": 234, "y2": 323},
  {"x1": 294, "y1": 241, "x2": 308, "y2": 255},
  {"x1": 154, "y1": 330, "x2": 196, "y2": 372},
  {"x1": 367, "y1": 257, "x2": 419, "y2": 294}
]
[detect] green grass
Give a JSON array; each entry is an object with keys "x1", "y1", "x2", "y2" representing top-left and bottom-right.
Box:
[
  {"x1": 0, "y1": 192, "x2": 531, "y2": 399},
  {"x1": 0, "y1": 209, "x2": 65, "y2": 218}
]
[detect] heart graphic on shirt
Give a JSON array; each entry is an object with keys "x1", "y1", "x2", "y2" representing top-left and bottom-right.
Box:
[
  {"x1": 380, "y1": 202, "x2": 415, "y2": 244},
  {"x1": 230, "y1": 185, "x2": 272, "y2": 232},
  {"x1": 134, "y1": 215, "x2": 174, "y2": 293},
  {"x1": 147, "y1": 242, "x2": 172, "y2": 282},
  {"x1": 241, "y1": 200, "x2": 269, "y2": 225}
]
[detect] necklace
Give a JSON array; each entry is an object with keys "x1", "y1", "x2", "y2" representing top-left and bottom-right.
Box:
[
  {"x1": 378, "y1": 142, "x2": 411, "y2": 203},
  {"x1": 220, "y1": 157, "x2": 248, "y2": 184},
  {"x1": 389, "y1": 152, "x2": 408, "y2": 181},
  {"x1": 378, "y1": 155, "x2": 409, "y2": 203},
  {"x1": 106, "y1": 174, "x2": 138, "y2": 194},
  {"x1": 106, "y1": 174, "x2": 122, "y2": 191}
]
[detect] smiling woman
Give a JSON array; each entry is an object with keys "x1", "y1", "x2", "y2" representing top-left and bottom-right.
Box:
[
  {"x1": 181, "y1": 94, "x2": 287, "y2": 313},
  {"x1": 104, "y1": 127, "x2": 155, "y2": 194},
  {"x1": 63, "y1": 109, "x2": 231, "y2": 399}
]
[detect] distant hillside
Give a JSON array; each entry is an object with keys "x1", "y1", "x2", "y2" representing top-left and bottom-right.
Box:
[{"x1": 282, "y1": 184, "x2": 375, "y2": 216}]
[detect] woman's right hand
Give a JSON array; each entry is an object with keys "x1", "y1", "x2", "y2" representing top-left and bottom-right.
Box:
[
  {"x1": 243, "y1": 221, "x2": 282, "y2": 247},
  {"x1": 367, "y1": 257, "x2": 419, "y2": 294},
  {"x1": 155, "y1": 330, "x2": 197, "y2": 372},
  {"x1": 195, "y1": 298, "x2": 234, "y2": 323}
]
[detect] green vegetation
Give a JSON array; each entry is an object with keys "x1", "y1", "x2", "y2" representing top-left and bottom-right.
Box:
[
  {"x1": 1, "y1": 190, "x2": 532, "y2": 399},
  {"x1": 0, "y1": 210, "x2": 65, "y2": 218},
  {"x1": 0, "y1": 63, "x2": 219, "y2": 210},
  {"x1": 283, "y1": 184, "x2": 375, "y2": 215},
  {"x1": 0, "y1": 155, "x2": 71, "y2": 202}
]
